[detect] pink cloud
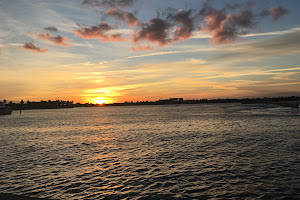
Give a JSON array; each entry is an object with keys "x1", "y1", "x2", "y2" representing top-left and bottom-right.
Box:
[
  {"x1": 38, "y1": 33, "x2": 71, "y2": 46},
  {"x1": 201, "y1": 8, "x2": 256, "y2": 44},
  {"x1": 74, "y1": 22, "x2": 127, "y2": 42},
  {"x1": 22, "y1": 43, "x2": 48, "y2": 53}
]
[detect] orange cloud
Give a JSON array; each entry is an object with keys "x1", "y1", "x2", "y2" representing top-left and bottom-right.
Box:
[
  {"x1": 22, "y1": 42, "x2": 48, "y2": 53},
  {"x1": 74, "y1": 22, "x2": 127, "y2": 42},
  {"x1": 38, "y1": 32, "x2": 71, "y2": 46}
]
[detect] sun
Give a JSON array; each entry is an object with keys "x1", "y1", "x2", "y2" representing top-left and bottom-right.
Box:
[{"x1": 95, "y1": 99, "x2": 108, "y2": 104}]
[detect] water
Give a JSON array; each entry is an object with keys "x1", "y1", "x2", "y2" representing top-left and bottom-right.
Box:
[{"x1": 0, "y1": 103, "x2": 299, "y2": 199}]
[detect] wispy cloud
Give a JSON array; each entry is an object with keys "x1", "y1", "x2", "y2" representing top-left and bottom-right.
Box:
[
  {"x1": 126, "y1": 48, "x2": 218, "y2": 59},
  {"x1": 212, "y1": 28, "x2": 300, "y2": 61}
]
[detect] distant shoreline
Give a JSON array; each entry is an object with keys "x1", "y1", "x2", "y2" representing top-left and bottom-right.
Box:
[{"x1": 2, "y1": 96, "x2": 300, "y2": 110}]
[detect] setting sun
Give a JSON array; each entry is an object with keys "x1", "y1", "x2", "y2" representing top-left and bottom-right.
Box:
[{"x1": 95, "y1": 99, "x2": 108, "y2": 104}]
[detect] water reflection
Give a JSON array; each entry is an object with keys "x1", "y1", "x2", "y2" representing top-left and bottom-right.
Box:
[{"x1": 0, "y1": 104, "x2": 299, "y2": 199}]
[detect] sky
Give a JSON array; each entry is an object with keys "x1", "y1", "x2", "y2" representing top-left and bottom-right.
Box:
[{"x1": 1, "y1": 0, "x2": 300, "y2": 104}]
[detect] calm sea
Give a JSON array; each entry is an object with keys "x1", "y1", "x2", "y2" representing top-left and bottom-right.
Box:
[{"x1": 0, "y1": 103, "x2": 299, "y2": 199}]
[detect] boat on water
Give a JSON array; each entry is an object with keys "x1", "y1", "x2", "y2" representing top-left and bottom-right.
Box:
[{"x1": 0, "y1": 102, "x2": 12, "y2": 115}]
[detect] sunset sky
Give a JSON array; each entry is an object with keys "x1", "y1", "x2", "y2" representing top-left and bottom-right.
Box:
[{"x1": 1, "y1": 0, "x2": 300, "y2": 104}]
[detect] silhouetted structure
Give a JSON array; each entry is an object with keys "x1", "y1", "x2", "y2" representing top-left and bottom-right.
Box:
[{"x1": 0, "y1": 101, "x2": 12, "y2": 115}]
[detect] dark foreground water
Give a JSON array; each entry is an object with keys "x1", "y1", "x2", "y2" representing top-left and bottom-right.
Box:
[{"x1": 0, "y1": 103, "x2": 300, "y2": 199}]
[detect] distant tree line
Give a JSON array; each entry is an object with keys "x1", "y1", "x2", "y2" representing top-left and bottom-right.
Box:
[
  {"x1": 2, "y1": 96, "x2": 300, "y2": 110},
  {"x1": 5, "y1": 100, "x2": 74, "y2": 110}
]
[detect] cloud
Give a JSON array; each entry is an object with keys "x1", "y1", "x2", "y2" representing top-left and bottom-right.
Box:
[
  {"x1": 210, "y1": 28, "x2": 300, "y2": 62},
  {"x1": 167, "y1": 9, "x2": 196, "y2": 41},
  {"x1": 38, "y1": 32, "x2": 72, "y2": 46},
  {"x1": 260, "y1": 6, "x2": 289, "y2": 21},
  {"x1": 199, "y1": 3, "x2": 287, "y2": 45},
  {"x1": 230, "y1": 10, "x2": 255, "y2": 27},
  {"x1": 106, "y1": 8, "x2": 139, "y2": 27},
  {"x1": 200, "y1": 7, "x2": 257, "y2": 44},
  {"x1": 132, "y1": 18, "x2": 172, "y2": 46},
  {"x1": 22, "y1": 42, "x2": 48, "y2": 53},
  {"x1": 74, "y1": 22, "x2": 127, "y2": 42},
  {"x1": 131, "y1": 3, "x2": 260, "y2": 49},
  {"x1": 225, "y1": 3, "x2": 243, "y2": 10},
  {"x1": 126, "y1": 47, "x2": 217, "y2": 59},
  {"x1": 79, "y1": 0, "x2": 291, "y2": 50},
  {"x1": 81, "y1": 0, "x2": 101, "y2": 7},
  {"x1": 131, "y1": 9, "x2": 199, "y2": 50},
  {"x1": 82, "y1": 0, "x2": 136, "y2": 8},
  {"x1": 44, "y1": 26, "x2": 58, "y2": 32},
  {"x1": 270, "y1": 6, "x2": 289, "y2": 21}
]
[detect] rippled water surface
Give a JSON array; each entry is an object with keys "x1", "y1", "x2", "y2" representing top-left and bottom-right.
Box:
[{"x1": 1, "y1": 104, "x2": 300, "y2": 199}]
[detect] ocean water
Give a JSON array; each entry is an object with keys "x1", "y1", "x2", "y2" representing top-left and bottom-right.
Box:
[{"x1": 0, "y1": 103, "x2": 299, "y2": 200}]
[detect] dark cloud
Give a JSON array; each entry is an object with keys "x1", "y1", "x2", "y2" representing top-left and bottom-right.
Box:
[
  {"x1": 38, "y1": 33, "x2": 71, "y2": 46},
  {"x1": 270, "y1": 6, "x2": 289, "y2": 21},
  {"x1": 201, "y1": 9, "x2": 226, "y2": 31},
  {"x1": 200, "y1": 9, "x2": 236, "y2": 44},
  {"x1": 230, "y1": 10, "x2": 255, "y2": 27},
  {"x1": 79, "y1": 0, "x2": 291, "y2": 50},
  {"x1": 74, "y1": 22, "x2": 127, "y2": 42},
  {"x1": 200, "y1": 6, "x2": 256, "y2": 44},
  {"x1": 260, "y1": 6, "x2": 289, "y2": 21},
  {"x1": 106, "y1": 9, "x2": 139, "y2": 27},
  {"x1": 22, "y1": 42, "x2": 48, "y2": 53},
  {"x1": 44, "y1": 27, "x2": 58, "y2": 32},
  {"x1": 133, "y1": 18, "x2": 172, "y2": 46},
  {"x1": 167, "y1": 9, "x2": 196, "y2": 41},
  {"x1": 82, "y1": 0, "x2": 136, "y2": 8},
  {"x1": 211, "y1": 21, "x2": 238, "y2": 44},
  {"x1": 131, "y1": 9, "x2": 199, "y2": 49}
]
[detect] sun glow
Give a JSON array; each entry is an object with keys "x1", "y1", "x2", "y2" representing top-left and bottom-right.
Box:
[{"x1": 95, "y1": 99, "x2": 108, "y2": 104}]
